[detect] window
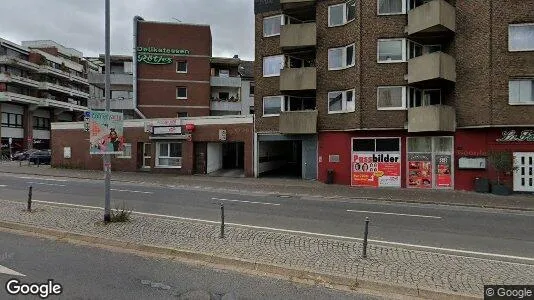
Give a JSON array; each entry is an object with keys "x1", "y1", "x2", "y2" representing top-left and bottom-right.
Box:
[
  {"x1": 33, "y1": 117, "x2": 51, "y2": 130},
  {"x1": 176, "y1": 61, "x2": 187, "y2": 73},
  {"x1": 263, "y1": 96, "x2": 283, "y2": 116},
  {"x1": 377, "y1": 86, "x2": 406, "y2": 110},
  {"x1": 176, "y1": 87, "x2": 187, "y2": 99},
  {"x1": 328, "y1": 0, "x2": 356, "y2": 27},
  {"x1": 263, "y1": 55, "x2": 284, "y2": 77},
  {"x1": 283, "y1": 96, "x2": 316, "y2": 111},
  {"x1": 263, "y1": 15, "x2": 284, "y2": 37},
  {"x1": 328, "y1": 44, "x2": 355, "y2": 70},
  {"x1": 408, "y1": 88, "x2": 441, "y2": 108},
  {"x1": 249, "y1": 83, "x2": 255, "y2": 96},
  {"x1": 116, "y1": 143, "x2": 132, "y2": 159},
  {"x1": 509, "y1": 24, "x2": 534, "y2": 52},
  {"x1": 353, "y1": 138, "x2": 400, "y2": 152},
  {"x1": 156, "y1": 142, "x2": 182, "y2": 168},
  {"x1": 378, "y1": 39, "x2": 406, "y2": 63},
  {"x1": 378, "y1": 0, "x2": 406, "y2": 15},
  {"x1": 177, "y1": 112, "x2": 188, "y2": 118},
  {"x1": 219, "y1": 92, "x2": 230, "y2": 100},
  {"x1": 1, "y1": 112, "x2": 23, "y2": 128},
  {"x1": 509, "y1": 79, "x2": 534, "y2": 105},
  {"x1": 219, "y1": 69, "x2": 230, "y2": 77},
  {"x1": 328, "y1": 89, "x2": 356, "y2": 113},
  {"x1": 123, "y1": 62, "x2": 133, "y2": 74}
]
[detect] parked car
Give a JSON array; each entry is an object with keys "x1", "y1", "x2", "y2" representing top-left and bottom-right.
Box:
[
  {"x1": 12, "y1": 149, "x2": 39, "y2": 161},
  {"x1": 29, "y1": 150, "x2": 51, "y2": 165}
]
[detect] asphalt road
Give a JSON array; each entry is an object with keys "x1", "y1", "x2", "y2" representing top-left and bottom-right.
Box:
[
  {"x1": 0, "y1": 230, "x2": 379, "y2": 300},
  {"x1": 1, "y1": 173, "x2": 534, "y2": 259}
]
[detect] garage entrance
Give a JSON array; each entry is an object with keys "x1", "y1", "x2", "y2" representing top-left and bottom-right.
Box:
[{"x1": 206, "y1": 142, "x2": 245, "y2": 177}]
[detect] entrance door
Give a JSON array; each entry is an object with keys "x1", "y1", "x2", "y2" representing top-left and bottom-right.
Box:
[
  {"x1": 142, "y1": 143, "x2": 151, "y2": 168},
  {"x1": 513, "y1": 153, "x2": 534, "y2": 192},
  {"x1": 194, "y1": 142, "x2": 207, "y2": 174},
  {"x1": 407, "y1": 137, "x2": 453, "y2": 189},
  {"x1": 302, "y1": 138, "x2": 317, "y2": 180}
]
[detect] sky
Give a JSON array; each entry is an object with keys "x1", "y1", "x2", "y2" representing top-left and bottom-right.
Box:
[{"x1": 0, "y1": 0, "x2": 254, "y2": 60}]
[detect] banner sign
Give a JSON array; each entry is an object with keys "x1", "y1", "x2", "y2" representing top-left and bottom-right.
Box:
[
  {"x1": 153, "y1": 126, "x2": 182, "y2": 135},
  {"x1": 144, "y1": 119, "x2": 180, "y2": 133},
  {"x1": 435, "y1": 155, "x2": 452, "y2": 187},
  {"x1": 408, "y1": 153, "x2": 432, "y2": 188},
  {"x1": 351, "y1": 153, "x2": 401, "y2": 187},
  {"x1": 89, "y1": 111, "x2": 125, "y2": 155}
]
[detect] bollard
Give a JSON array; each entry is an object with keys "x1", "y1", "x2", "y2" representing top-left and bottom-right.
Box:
[
  {"x1": 220, "y1": 203, "x2": 225, "y2": 238},
  {"x1": 37, "y1": 157, "x2": 40, "y2": 167},
  {"x1": 362, "y1": 217, "x2": 370, "y2": 258},
  {"x1": 27, "y1": 186, "x2": 32, "y2": 212}
]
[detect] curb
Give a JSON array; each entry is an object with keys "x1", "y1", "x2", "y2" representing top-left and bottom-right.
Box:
[
  {"x1": 0, "y1": 220, "x2": 478, "y2": 300},
  {"x1": 2, "y1": 169, "x2": 534, "y2": 212}
]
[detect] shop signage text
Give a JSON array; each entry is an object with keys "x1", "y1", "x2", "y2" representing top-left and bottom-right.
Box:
[
  {"x1": 136, "y1": 46, "x2": 190, "y2": 65},
  {"x1": 153, "y1": 126, "x2": 182, "y2": 135},
  {"x1": 496, "y1": 130, "x2": 534, "y2": 142},
  {"x1": 137, "y1": 54, "x2": 173, "y2": 65},
  {"x1": 136, "y1": 47, "x2": 190, "y2": 55},
  {"x1": 351, "y1": 153, "x2": 401, "y2": 188}
]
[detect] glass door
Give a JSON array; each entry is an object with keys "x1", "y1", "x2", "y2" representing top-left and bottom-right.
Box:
[
  {"x1": 142, "y1": 143, "x2": 151, "y2": 168},
  {"x1": 407, "y1": 136, "x2": 453, "y2": 189}
]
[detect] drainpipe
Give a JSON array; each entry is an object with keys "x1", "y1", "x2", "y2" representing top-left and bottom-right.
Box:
[{"x1": 133, "y1": 15, "x2": 147, "y2": 119}]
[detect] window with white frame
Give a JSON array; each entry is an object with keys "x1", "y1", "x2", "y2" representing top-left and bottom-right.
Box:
[
  {"x1": 509, "y1": 79, "x2": 534, "y2": 104},
  {"x1": 408, "y1": 88, "x2": 441, "y2": 108},
  {"x1": 263, "y1": 55, "x2": 284, "y2": 77},
  {"x1": 156, "y1": 142, "x2": 182, "y2": 168},
  {"x1": 263, "y1": 96, "x2": 283, "y2": 116},
  {"x1": 219, "y1": 69, "x2": 230, "y2": 77},
  {"x1": 176, "y1": 87, "x2": 187, "y2": 99},
  {"x1": 378, "y1": 0, "x2": 406, "y2": 15},
  {"x1": 377, "y1": 86, "x2": 406, "y2": 110},
  {"x1": 116, "y1": 143, "x2": 132, "y2": 159},
  {"x1": 378, "y1": 39, "x2": 406, "y2": 63},
  {"x1": 328, "y1": 89, "x2": 356, "y2": 113},
  {"x1": 176, "y1": 61, "x2": 187, "y2": 73},
  {"x1": 328, "y1": 0, "x2": 356, "y2": 27},
  {"x1": 328, "y1": 44, "x2": 355, "y2": 70},
  {"x1": 263, "y1": 15, "x2": 284, "y2": 37},
  {"x1": 509, "y1": 24, "x2": 534, "y2": 52}
]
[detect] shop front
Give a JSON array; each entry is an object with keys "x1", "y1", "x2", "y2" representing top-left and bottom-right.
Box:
[{"x1": 406, "y1": 137, "x2": 454, "y2": 189}]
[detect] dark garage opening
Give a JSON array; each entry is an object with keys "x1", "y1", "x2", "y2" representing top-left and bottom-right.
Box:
[
  {"x1": 223, "y1": 142, "x2": 244, "y2": 169},
  {"x1": 259, "y1": 140, "x2": 302, "y2": 178}
]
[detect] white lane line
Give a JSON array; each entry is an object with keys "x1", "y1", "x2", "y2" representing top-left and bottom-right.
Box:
[
  {"x1": 346, "y1": 209, "x2": 442, "y2": 219},
  {"x1": 24, "y1": 200, "x2": 534, "y2": 263},
  {"x1": 211, "y1": 197, "x2": 281, "y2": 206},
  {"x1": 0, "y1": 185, "x2": 6, "y2": 187},
  {"x1": 111, "y1": 189, "x2": 153, "y2": 194},
  {"x1": 27, "y1": 182, "x2": 66, "y2": 187},
  {"x1": 0, "y1": 264, "x2": 25, "y2": 277},
  {"x1": 17, "y1": 176, "x2": 67, "y2": 182}
]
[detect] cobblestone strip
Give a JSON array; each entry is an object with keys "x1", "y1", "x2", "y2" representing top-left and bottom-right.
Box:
[{"x1": 1, "y1": 200, "x2": 533, "y2": 296}]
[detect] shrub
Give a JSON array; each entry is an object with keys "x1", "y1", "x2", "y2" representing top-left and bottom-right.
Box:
[{"x1": 109, "y1": 201, "x2": 132, "y2": 223}]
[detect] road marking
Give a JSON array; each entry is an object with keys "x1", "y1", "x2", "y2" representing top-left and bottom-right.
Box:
[
  {"x1": 0, "y1": 264, "x2": 25, "y2": 277},
  {"x1": 346, "y1": 210, "x2": 442, "y2": 219},
  {"x1": 23, "y1": 199, "x2": 534, "y2": 263},
  {"x1": 0, "y1": 185, "x2": 6, "y2": 187},
  {"x1": 27, "y1": 182, "x2": 66, "y2": 187},
  {"x1": 110, "y1": 189, "x2": 153, "y2": 194},
  {"x1": 211, "y1": 197, "x2": 280, "y2": 206},
  {"x1": 17, "y1": 176, "x2": 67, "y2": 182}
]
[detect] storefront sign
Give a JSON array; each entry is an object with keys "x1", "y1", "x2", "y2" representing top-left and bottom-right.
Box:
[
  {"x1": 496, "y1": 130, "x2": 534, "y2": 142},
  {"x1": 153, "y1": 126, "x2": 182, "y2": 135},
  {"x1": 435, "y1": 155, "x2": 452, "y2": 187},
  {"x1": 351, "y1": 153, "x2": 401, "y2": 187},
  {"x1": 458, "y1": 157, "x2": 486, "y2": 169},
  {"x1": 144, "y1": 119, "x2": 180, "y2": 133},
  {"x1": 407, "y1": 153, "x2": 432, "y2": 188},
  {"x1": 89, "y1": 111, "x2": 125, "y2": 155},
  {"x1": 136, "y1": 46, "x2": 190, "y2": 55},
  {"x1": 64, "y1": 147, "x2": 71, "y2": 159},
  {"x1": 137, "y1": 54, "x2": 173, "y2": 65}
]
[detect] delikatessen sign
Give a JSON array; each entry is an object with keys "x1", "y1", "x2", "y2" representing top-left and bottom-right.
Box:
[
  {"x1": 496, "y1": 130, "x2": 534, "y2": 142},
  {"x1": 136, "y1": 46, "x2": 190, "y2": 65}
]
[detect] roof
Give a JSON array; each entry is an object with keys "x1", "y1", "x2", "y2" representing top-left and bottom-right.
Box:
[
  {"x1": 21, "y1": 40, "x2": 83, "y2": 58},
  {"x1": 239, "y1": 60, "x2": 254, "y2": 79},
  {"x1": 210, "y1": 56, "x2": 241, "y2": 66}
]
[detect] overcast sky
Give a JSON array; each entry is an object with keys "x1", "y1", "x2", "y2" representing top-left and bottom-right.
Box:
[{"x1": 1, "y1": 0, "x2": 254, "y2": 60}]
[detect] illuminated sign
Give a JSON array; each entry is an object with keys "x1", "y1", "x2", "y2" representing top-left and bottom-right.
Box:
[
  {"x1": 136, "y1": 47, "x2": 189, "y2": 55},
  {"x1": 496, "y1": 130, "x2": 534, "y2": 142},
  {"x1": 137, "y1": 54, "x2": 173, "y2": 65},
  {"x1": 136, "y1": 46, "x2": 190, "y2": 65}
]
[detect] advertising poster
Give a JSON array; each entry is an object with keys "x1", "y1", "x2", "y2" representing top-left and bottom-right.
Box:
[
  {"x1": 351, "y1": 153, "x2": 401, "y2": 187},
  {"x1": 407, "y1": 153, "x2": 432, "y2": 188},
  {"x1": 89, "y1": 111, "x2": 125, "y2": 155},
  {"x1": 435, "y1": 154, "x2": 452, "y2": 187}
]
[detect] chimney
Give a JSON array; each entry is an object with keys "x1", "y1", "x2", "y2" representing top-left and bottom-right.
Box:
[{"x1": 233, "y1": 55, "x2": 239, "y2": 59}]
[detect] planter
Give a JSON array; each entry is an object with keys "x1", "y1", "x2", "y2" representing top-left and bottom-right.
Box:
[
  {"x1": 474, "y1": 177, "x2": 490, "y2": 193},
  {"x1": 491, "y1": 184, "x2": 512, "y2": 196}
]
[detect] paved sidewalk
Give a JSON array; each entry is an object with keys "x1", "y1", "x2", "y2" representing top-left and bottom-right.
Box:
[
  {"x1": 1, "y1": 161, "x2": 534, "y2": 210},
  {"x1": 1, "y1": 199, "x2": 533, "y2": 298}
]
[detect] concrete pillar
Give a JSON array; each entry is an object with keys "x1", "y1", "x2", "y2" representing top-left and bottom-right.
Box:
[{"x1": 23, "y1": 105, "x2": 36, "y2": 150}]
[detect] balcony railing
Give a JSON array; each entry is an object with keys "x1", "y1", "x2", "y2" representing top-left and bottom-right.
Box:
[
  {"x1": 280, "y1": 23, "x2": 316, "y2": 50},
  {"x1": 38, "y1": 65, "x2": 71, "y2": 80},
  {"x1": 406, "y1": 0, "x2": 455, "y2": 36},
  {"x1": 210, "y1": 76, "x2": 241, "y2": 88},
  {"x1": 88, "y1": 97, "x2": 134, "y2": 110},
  {"x1": 39, "y1": 82, "x2": 89, "y2": 99},
  {"x1": 88, "y1": 72, "x2": 132, "y2": 88},
  {"x1": 0, "y1": 92, "x2": 42, "y2": 105},
  {"x1": 407, "y1": 52, "x2": 456, "y2": 84},
  {"x1": 279, "y1": 110, "x2": 318, "y2": 134},
  {"x1": 0, "y1": 73, "x2": 40, "y2": 88},
  {"x1": 280, "y1": 67, "x2": 316, "y2": 91},
  {"x1": 0, "y1": 55, "x2": 39, "y2": 71},
  {"x1": 41, "y1": 98, "x2": 88, "y2": 112},
  {"x1": 408, "y1": 105, "x2": 456, "y2": 132}
]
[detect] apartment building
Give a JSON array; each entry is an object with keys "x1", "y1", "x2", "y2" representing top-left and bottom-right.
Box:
[
  {"x1": 0, "y1": 38, "x2": 89, "y2": 154},
  {"x1": 254, "y1": 0, "x2": 534, "y2": 191}
]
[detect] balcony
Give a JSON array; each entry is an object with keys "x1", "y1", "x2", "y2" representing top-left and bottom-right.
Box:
[
  {"x1": 406, "y1": 0, "x2": 455, "y2": 36},
  {"x1": 408, "y1": 105, "x2": 456, "y2": 132},
  {"x1": 38, "y1": 65, "x2": 71, "y2": 80},
  {"x1": 88, "y1": 97, "x2": 134, "y2": 110},
  {"x1": 280, "y1": 23, "x2": 316, "y2": 50},
  {"x1": 88, "y1": 72, "x2": 132, "y2": 88},
  {"x1": 280, "y1": 0, "x2": 315, "y2": 10},
  {"x1": 70, "y1": 74, "x2": 89, "y2": 86},
  {"x1": 0, "y1": 55, "x2": 39, "y2": 71},
  {"x1": 279, "y1": 110, "x2": 318, "y2": 134},
  {"x1": 39, "y1": 82, "x2": 89, "y2": 99},
  {"x1": 210, "y1": 76, "x2": 241, "y2": 88},
  {"x1": 280, "y1": 67, "x2": 316, "y2": 91},
  {"x1": 0, "y1": 92, "x2": 42, "y2": 105},
  {"x1": 0, "y1": 73, "x2": 40, "y2": 88},
  {"x1": 41, "y1": 98, "x2": 88, "y2": 112},
  {"x1": 407, "y1": 52, "x2": 456, "y2": 84}
]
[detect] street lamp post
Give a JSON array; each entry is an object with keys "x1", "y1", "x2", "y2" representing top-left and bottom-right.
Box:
[{"x1": 103, "y1": 0, "x2": 111, "y2": 222}]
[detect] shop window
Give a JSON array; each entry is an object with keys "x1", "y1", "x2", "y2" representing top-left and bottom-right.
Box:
[
  {"x1": 1, "y1": 112, "x2": 23, "y2": 128},
  {"x1": 33, "y1": 116, "x2": 51, "y2": 130},
  {"x1": 116, "y1": 143, "x2": 132, "y2": 159},
  {"x1": 377, "y1": 86, "x2": 406, "y2": 110},
  {"x1": 408, "y1": 137, "x2": 432, "y2": 152},
  {"x1": 509, "y1": 24, "x2": 534, "y2": 52},
  {"x1": 352, "y1": 139, "x2": 375, "y2": 152},
  {"x1": 328, "y1": 44, "x2": 355, "y2": 70},
  {"x1": 176, "y1": 61, "x2": 187, "y2": 73},
  {"x1": 176, "y1": 87, "x2": 187, "y2": 100},
  {"x1": 328, "y1": 89, "x2": 355, "y2": 113},
  {"x1": 263, "y1": 55, "x2": 284, "y2": 77},
  {"x1": 156, "y1": 142, "x2": 182, "y2": 168},
  {"x1": 376, "y1": 138, "x2": 400, "y2": 152},
  {"x1": 328, "y1": 0, "x2": 356, "y2": 27},
  {"x1": 509, "y1": 79, "x2": 534, "y2": 105}
]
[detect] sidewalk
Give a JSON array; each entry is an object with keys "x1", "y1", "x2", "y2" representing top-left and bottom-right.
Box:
[
  {"x1": 1, "y1": 199, "x2": 533, "y2": 299},
  {"x1": 1, "y1": 161, "x2": 534, "y2": 211}
]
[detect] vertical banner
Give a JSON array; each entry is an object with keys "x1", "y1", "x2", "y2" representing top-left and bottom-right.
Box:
[
  {"x1": 351, "y1": 153, "x2": 401, "y2": 187},
  {"x1": 89, "y1": 111, "x2": 125, "y2": 155},
  {"x1": 407, "y1": 153, "x2": 432, "y2": 188},
  {"x1": 435, "y1": 154, "x2": 452, "y2": 187}
]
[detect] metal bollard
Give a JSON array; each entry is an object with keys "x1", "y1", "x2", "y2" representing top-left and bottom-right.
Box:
[
  {"x1": 362, "y1": 217, "x2": 370, "y2": 258},
  {"x1": 27, "y1": 186, "x2": 33, "y2": 212},
  {"x1": 220, "y1": 203, "x2": 225, "y2": 238}
]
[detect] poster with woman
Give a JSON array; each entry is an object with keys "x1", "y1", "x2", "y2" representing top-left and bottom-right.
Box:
[{"x1": 89, "y1": 111, "x2": 125, "y2": 155}]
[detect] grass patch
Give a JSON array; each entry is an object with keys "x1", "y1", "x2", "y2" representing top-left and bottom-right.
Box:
[{"x1": 109, "y1": 201, "x2": 132, "y2": 223}]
